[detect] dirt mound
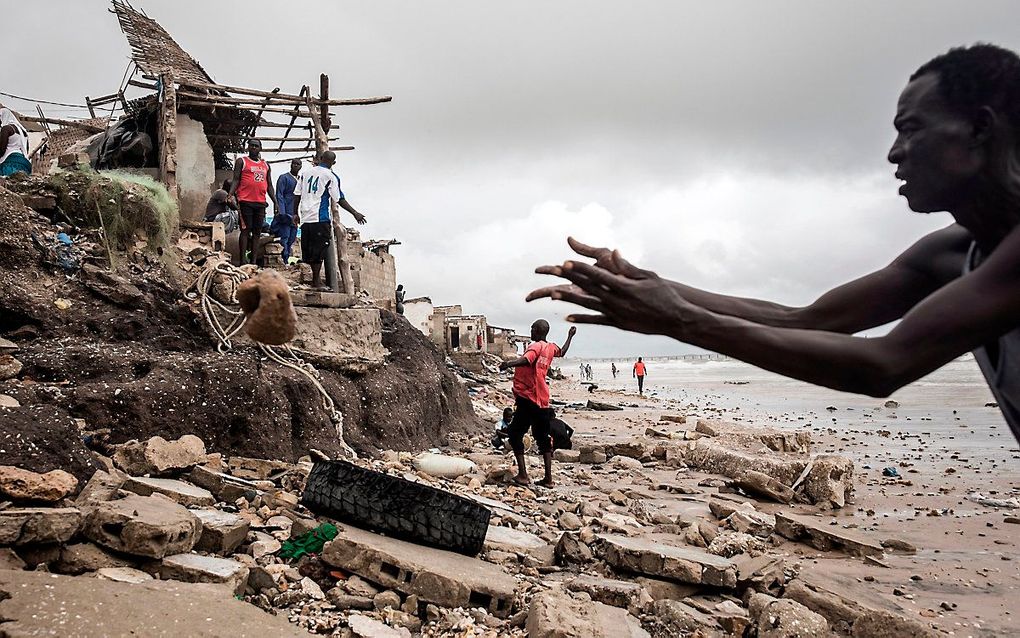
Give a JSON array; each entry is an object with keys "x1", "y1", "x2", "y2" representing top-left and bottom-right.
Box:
[{"x1": 0, "y1": 182, "x2": 480, "y2": 472}]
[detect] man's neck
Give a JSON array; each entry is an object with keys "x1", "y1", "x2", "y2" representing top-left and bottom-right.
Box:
[
  {"x1": 248, "y1": 153, "x2": 260, "y2": 161},
  {"x1": 954, "y1": 174, "x2": 1020, "y2": 253}
]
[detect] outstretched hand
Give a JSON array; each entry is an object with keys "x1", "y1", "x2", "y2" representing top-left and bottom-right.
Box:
[{"x1": 527, "y1": 237, "x2": 694, "y2": 336}]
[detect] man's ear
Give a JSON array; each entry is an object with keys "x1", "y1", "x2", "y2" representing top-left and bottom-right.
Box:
[{"x1": 970, "y1": 106, "x2": 999, "y2": 147}]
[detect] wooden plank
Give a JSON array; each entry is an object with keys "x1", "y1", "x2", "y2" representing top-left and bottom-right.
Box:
[
  {"x1": 278, "y1": 85, "x2": 309, "y2": 153},
  {"x1": 203, "y1": 134, "x2": 340, "y2": 142},
  {"x1": 177, "y1": 79, "x2": 392, "y2": 106},
  {"x1": 177, "y1": 100, "x2": 327, "y2": 118},
  {"x1": 158, "y1": 71, "x2": 178, "y2": 206},
  {"x1": 21, "y1": 116, "x2": 105, "y2": 134}
]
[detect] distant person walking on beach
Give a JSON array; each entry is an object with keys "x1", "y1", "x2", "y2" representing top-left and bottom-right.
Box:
[
  {"x1": 585, "y1": 363, "x2": 593, "y2": 380},
  {"x1": 633, "y1": 357, "x2": 647, "y2": 395},
  {"x1": 611, "y1": 362, "x2": 618, "y2": 378},
  {"x1": 499, "y1": 321, "x2": 576, "y2": 486},
  {"x1": 579, "y1": 363, "x2": 585, "y2": 379},
  {"x1": 529, "y1": 44, "x2": 1020, "y2": 448}
]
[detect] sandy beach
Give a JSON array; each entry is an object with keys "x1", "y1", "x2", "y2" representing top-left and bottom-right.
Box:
[{"x1": 485, "y1": 357, "x2": 1020, "y2": 637}]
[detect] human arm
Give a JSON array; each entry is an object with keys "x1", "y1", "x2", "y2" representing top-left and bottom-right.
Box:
[
  {"x1": 0, "y1": 125, "x2": 13, "y2": 155},
  {"x1": 557, "y1": 326, "x2": 577, "y2": 358},
  {"x1": 265, "y1": 164, "x2": 279, "y2": 211},
  {"x1": 228, "y1": 158, "x2": 242, "y2": 199},
  {"x1": 499, "y1": 355, "x2": 531, "y2": 371},
  {"x1": 338, "y1": 198, "x2": 367, "y2": 225},
  {"x1": 530, "y1": 227, "x2": 1020, "y2": 397},
  {"x1": 528, "y1": 230, "x2": 970, "y2": 334}
]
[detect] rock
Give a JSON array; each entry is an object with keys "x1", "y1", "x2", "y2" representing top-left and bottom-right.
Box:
[
  {"x1": 160, "y1": 553, "x2": 250, "y2": 596},
  {"x1": 0, "y1": 507, "x2": 82, "y2": 545},
  {"x1": 564, "y1": 574, "x2": 652, "y2": 610},
  {"x1": 192, "y1": 509, "x2": 250, "y2": 554},
  {"x1": 82, "y1": 494, "x2": 201, "y2": 558},
  {"x1": 485, "y1": 524, "x2": 551, "y2": 559},
  {"x1": 246, "y1": 565, "x2": 277, "y2": 592},
  {"x1": 709, "y1": 498, "x2": 754, "y2": 520},
  {"x1": 75, "y1": 470, "x2": 125, "y2": 505},
  {"x1": 633, "y1": 576, "x2": 700, "y2": 601},
  {"x1": 96, "y1": 566, "x2": 154, "y2": 583},
  {"x1": 374, "y1": 589, "x2": 402, "y2": 610},
  {"x1": 880, "y1": 538, "x2": 917, "y2": 554},
  {"x1": 0, "y1": 354, "x2": 23, "y2": 380},
  {"x1": 0, "y1": 394, "x2": 20, "y2": 407},
  {"x1": 609, "y1": 490, "x2": 628, "y2": 505},
  {"x1": 122, "y1": 476, "x2": 216, "y2": 507},
  {"x1": 55, "y1": 542, "x2": 134, "y2": 575},
  {"x1": 249, "y1": 530, "x2": 282, "y2": 558},
  {"x1": 0, "y1": 568, "x2": 305, "y2": 636},
  {"x1": 321, "y1": 523, "x2": 517, "y2": 617},
  {"x1": 113, "y1": 435, "x2": 206, "y2": 477},
  {"x1": 736, "y1": 470, "x2": 795, "y2": 504},
  {"x1": 346, "y1": 574, "x2": 381, "y2": 597},
  {"x1": 0, "y1": 336, "x2": 18, "y2": 352},
  {"x1": 851, "y1": 610, "x2": 939, "y2": 637},
  {"x1": 676, "y1": 438, "x2": 804, "y2": 485},
  {"x1": 579, "y1": 445, "x2": 608, "y2": 464},
  {"x1": 774, "y1": 511, "x2": 884, "y2": 557},
  {"x1": 598, "y1": 534, "x2": 738, "y2": 588},
  {"x1": 348, "y1": 613, "x2": 412, "y2": 638},
  {"x1": 648, "y1": 599, "x2": 723, "y2": 636},
  {"x1": 784, "y1": 575, "x2": 938, "y2": 636},
  {"x1": 554, "y1": 449, "x2": 581, "y2": 463},
  {"x1": 708, "y1": 531, "x2": 766, "y2": 558},
  {"x1": 610, "y1": 456, "x2": 644, "y2": 471},
  {"x1": 558, "y1": 512, "x2": 583, "y2": 531},
  {"x1": 727, "y1": 510, "x2": 776, "y2": 537},
  {"x1": 555, "y1": 531, "x2": 594, "y2": 565},
  {"x1": 526, "y1": 589, "x2": 650, "y2": 638},
  {"x1": 587, "y1": 399, "x2": 623, "y2": 411},
  {"x1": 609, "y1": 441, "x2": 647, "y2": 459},
  {"x1": 0, "y1": 466, "x2": 78, "y2": 503},
  {"x1": 659, "y1": 414, "x2": 686, "y2": 424},
  {"x1": 300, "y1": 576, "x2": 326, "y2": 600},
  {"x1": 750, "y1": 593, "x2": 829, "y2": 638},
  {"x1": 735, "y1": 554, "x2": 786, "y2": 589},
  {"x1": 328, "y1": 590, "x2": 375, "y2": 610},
  {"x1": 187, "y1": 465, "x2": 250, "y2": 502},
  {"x1": 801, "y1": 455, "x2": 854, "y2": 509},
  {"x1": 227, "y1": 456, "x2": 294, "y2": 480},
  {"x1": 884, "y1": 400, "x2": 899, "y2": 408},
  {"x1": 0, "y1": 547, "x2": 26, "y2": 570}
]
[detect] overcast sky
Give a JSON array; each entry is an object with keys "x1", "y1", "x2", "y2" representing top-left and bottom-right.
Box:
[{"x1": 8, "y1": 1, "x2": 1020, "y2": 357}]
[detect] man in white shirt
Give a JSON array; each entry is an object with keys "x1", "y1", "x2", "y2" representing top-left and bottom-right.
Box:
[
  {"x1": 291, "y1": 151, "x2": 367, "y2": 290},
  {"x1": 0, "y1": 105, "x2": 32, "y2": 176}
]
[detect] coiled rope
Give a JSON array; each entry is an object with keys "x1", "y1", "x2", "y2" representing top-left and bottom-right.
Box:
[{"x1": 187, "y1": 261, "x2": 355, "y2": 458}]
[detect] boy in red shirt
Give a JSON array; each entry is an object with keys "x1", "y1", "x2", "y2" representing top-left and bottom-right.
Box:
[{"x1": 498, "y1": 320, "x2": 577, "y2": 486}]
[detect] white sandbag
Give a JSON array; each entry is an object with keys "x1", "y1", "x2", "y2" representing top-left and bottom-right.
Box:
[{"x1": 413, "y1": 452, "x2": 477, "y2": 478}]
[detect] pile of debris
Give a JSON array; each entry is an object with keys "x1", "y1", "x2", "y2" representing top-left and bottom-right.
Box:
[{"x1": 1, "y1": 412, "x2": 943, "y2": 637}]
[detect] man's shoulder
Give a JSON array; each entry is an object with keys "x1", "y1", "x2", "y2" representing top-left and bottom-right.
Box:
[{"x1": 895, "y1": 223, "x2": 972, "y2": 286}]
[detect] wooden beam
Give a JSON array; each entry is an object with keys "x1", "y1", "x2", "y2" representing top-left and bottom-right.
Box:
[
  {"x1": 177, "y1": 79, "x2": 392, "y2": 106},
  {"x1": 158, "y1": 71, "x2": 178, "y2": 207},
  {"x1": 204, "y1": 134, "x2": 340, "y2": 142},
  {"x1": 278, "y1": 85, "x2": 308, "y2": 153},
  {"x1": 177, "y1": 99, "x2": 328, "y2": 118},
  {"x1": 21, "y1": 116, "x2": 105, "y2": 134}
]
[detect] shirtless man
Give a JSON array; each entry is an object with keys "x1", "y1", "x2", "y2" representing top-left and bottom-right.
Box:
[{"x1": 528, "y1": 44, "x2": 1020, "y2": 446}]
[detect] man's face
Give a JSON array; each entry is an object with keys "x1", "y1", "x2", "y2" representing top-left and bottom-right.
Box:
[
  {"x1": 888, "y1": 73, "x2": 985, "y2": 213},
  {"x1": 290, "y1": 159, "x2": 302, "y2": 175},
  {"x1": 247, "y1": 140, "x2": 262, "y2": 157}
]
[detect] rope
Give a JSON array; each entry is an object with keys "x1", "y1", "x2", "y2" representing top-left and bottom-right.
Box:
[{"x1": 187, "y1": 262, "x2": 354, "y2": 458}]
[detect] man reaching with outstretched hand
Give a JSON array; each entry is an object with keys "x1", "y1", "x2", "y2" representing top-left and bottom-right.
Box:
[{"x1": 499, "y1": 321, "x2": 576, "y2": 486}]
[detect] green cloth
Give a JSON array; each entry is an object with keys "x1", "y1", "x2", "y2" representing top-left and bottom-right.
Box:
[{"x1": 279, "y1": 523, "x2": 338, "y2": 560}]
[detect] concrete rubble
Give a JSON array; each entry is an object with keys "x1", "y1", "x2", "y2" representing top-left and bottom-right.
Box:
[{"x1": 0, "y1": 414, "x2": 948, "y2": 637}]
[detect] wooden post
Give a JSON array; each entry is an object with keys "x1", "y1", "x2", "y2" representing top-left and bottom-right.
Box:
[
  {"x1": 317, "y1": 74, "x2": 343, "y2": 293},
  {"x1": 158, "y1": 71, "x2": 179, "y2": 209}
]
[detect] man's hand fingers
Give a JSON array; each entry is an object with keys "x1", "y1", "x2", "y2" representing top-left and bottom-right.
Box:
[
  {"x1": 567, "y1": 236, "x2": 612, "y2": 261},
  {"x1": 550, "y1": 288, "x2": 605, "y2": 312},
  {"x1": 567, "y1": 313, "x2": 611, "y2": 325},
  {"x1": 609, "y1": 249, "x2": 653, "y2": 278},
  {"x1": 526, "y1": 284, "x2": 568, "y2": 302},
  {"x1": 563, "y1": 261, "x2": 626, "y2": 290},
  {"x1": 534, "y1": 265, "x2": 564, "y2": 276}
]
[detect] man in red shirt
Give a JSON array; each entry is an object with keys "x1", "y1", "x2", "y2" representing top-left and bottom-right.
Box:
[
  {"x1": 633, "y1": 357, "x2": 647, "y2": 395},
  {"x1": 498, "y1": 320, "x2": 577, "y2": 486},
  {"x1": 229, "y1": 139, "x2": 280, "y2": 265}
]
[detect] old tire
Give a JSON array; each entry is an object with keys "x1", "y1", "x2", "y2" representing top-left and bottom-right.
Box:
[{"x1": 301, "y1": 460, "x2": 492, "y2": 556}]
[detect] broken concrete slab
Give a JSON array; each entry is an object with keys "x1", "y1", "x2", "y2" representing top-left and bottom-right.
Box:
[
  {"x1": 484, "y1": 524, "x2": 549, "y2": 555},
  {"x1": 578, "y1": 444, "x2": 608, "y2": 464},
  {"x1": 122, "y1": 476, "x2": 216, "y2": 507},
  {"x1": 321, "y1": 524, "x2": 517, "y2": 618},
  {"x1": 82, "y1": 493, "x2": 201, "y2": 558},
  {"x1": 55, "y1": 542, "x2": 135, "y2": 575},
  {"x1": 564, "y1": 574, "x2": 652, "y2": 610},
  {"x1": 227, "y1": 455, "x2": 295, "y2": 480},
  {"x1": 113, "y1": 434, "x2": 206, "y2": 477},
  {"x1": 598, "y1": 534, "x2": 738, "y2": 588},
  {"x1": 192, "y1": 509, "x2": 250, "y2": 554},
  {"x1": 347, "y1": 613, "x2": 412, "y2": 638},
  {"x1": 0, "y1": 507, "x2": 82, "y2": 545},
  {"x1": 96, "y1": 566, "x2": 154, "y2": 584},
  {"x1": 75, "y1": 469, "x2": 126, "y2": 505},
  {"x1": 0, "y1": 548, "x2": 26, "y2": 570},
  {"x1": 0, "y1": 466, "x2": 78, "y2": 503},
  {"x1": 726, "y1": 509, "x2": 776, "y2": 538},
  {"x1": 553, "y1": 449, "x2": 581, "y2": 463},
  {"x1": 801, "y1": 455, "x2": 854, "y2": 509},
  {"x1": 187, "y1": 465, "x2": 251, "y2": 502},
  {"x1": 750, "y1": 592, "x2": 829, "y2": 638},
  {"x1": 774, "y1": 512, "x2": 883, "y2": 557},
  {"x1": 648, "y1": 599, "x2": 724, "y2": 637},
  {"x1": 526, "y1": 589, "x2": 650, "y2": 638},
  {"x1": 0, "y1": 568, "x2": 306, "y2": 636},
  {"x1": 735, "y1": 470, "x2": 795, "y2": 504},
  {"x1": 159, "y1": 552, "x2": 250, "y2": 596},
  {"x1": 555, "y1": 531, "x2": 594, "y2": 565}
]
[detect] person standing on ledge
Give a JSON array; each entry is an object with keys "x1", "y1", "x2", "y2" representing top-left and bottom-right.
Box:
[
  {"x1": 229, "y1": 139, "x2": 279, "y2": 265},
  {"x1": 499, "y1": 321, "x2": 576, "y2": 486},
  {"x1": 272, "y1": 158, "x2": 302, "y2": 264},
  {"x1": 528, "y1": 44, "x2": 1020, "y2": 448},
  {"x1": 292, "y1": 151, "x2": 367, "y2": 290},
  {"x1": 633, "y1": 357, "x2": 647, "y2": 395}
]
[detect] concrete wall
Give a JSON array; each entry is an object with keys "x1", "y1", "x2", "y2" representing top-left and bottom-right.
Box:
[
  {"x1": 289, "y1": 307, "x2": 388, "y2": 361},
  {"x1": 403, "y1": 298, "x2": 434, "y2": 338},
  {"x1": 431, "y1": 306, "x2": 463, "y2": 350},
  {"x1": 348, "y1": 242, "x2": 397, "y2": 311},
  {"x1": 446, "y1": 315, "x2": 488, "y2": 353},
  {"x1": 175, "y1": 115, "x2": 216, "y2": 221}
]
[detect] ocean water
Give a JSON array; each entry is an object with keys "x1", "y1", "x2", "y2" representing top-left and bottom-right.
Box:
[{"x1": 564, "y1": 356, "x2": 1020, "y2": 458}]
